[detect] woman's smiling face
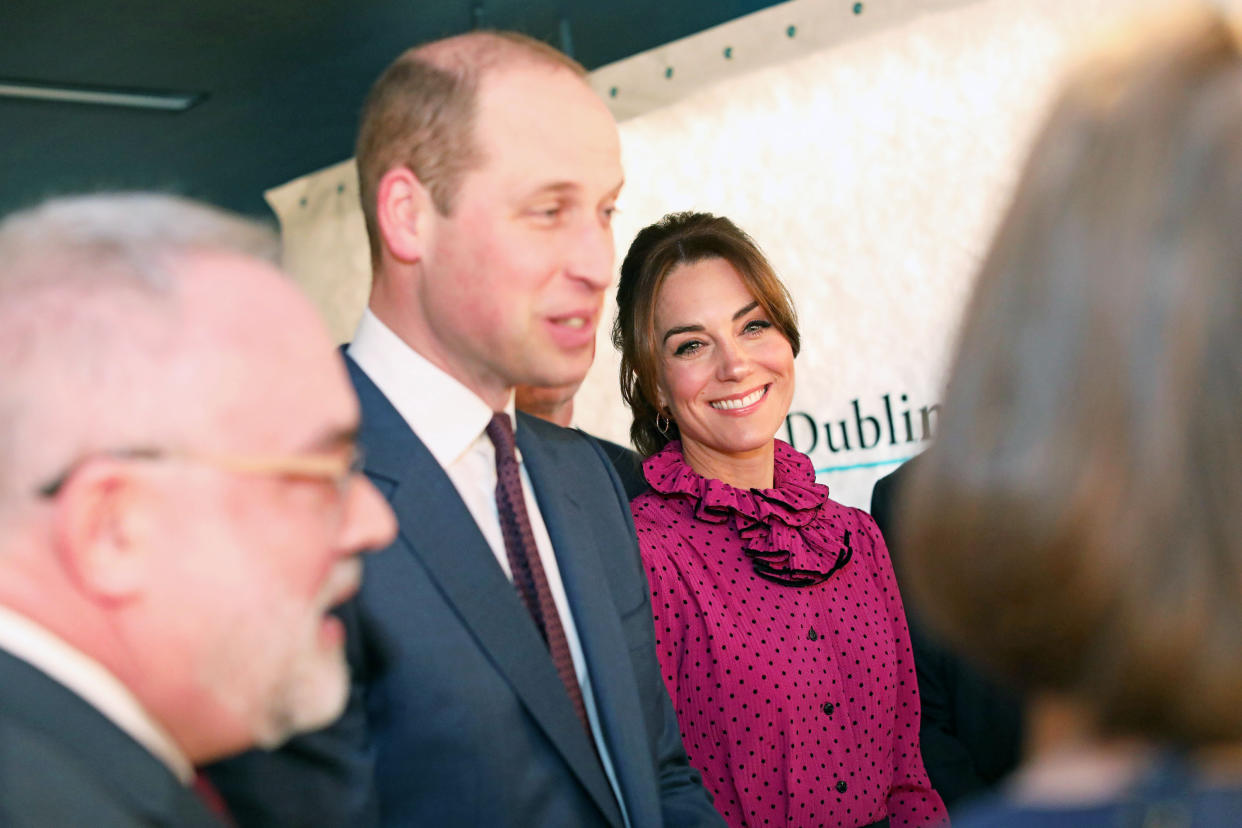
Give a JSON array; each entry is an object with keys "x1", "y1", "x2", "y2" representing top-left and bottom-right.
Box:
[{"x1": 654, "y1": 256, "x2": 796, "y2": 471}]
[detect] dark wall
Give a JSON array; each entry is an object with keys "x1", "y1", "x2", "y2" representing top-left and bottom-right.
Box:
[{"x1": 1, "y1": 0, "x2": 780, "y2": 218}]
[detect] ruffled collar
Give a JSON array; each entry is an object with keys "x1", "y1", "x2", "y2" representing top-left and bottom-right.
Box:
[{"x1": 643, "y1": 440, "x2": 854, "y2": 587}]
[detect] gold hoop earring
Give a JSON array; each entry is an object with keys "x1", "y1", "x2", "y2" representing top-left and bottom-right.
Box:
[{"x1": 655, "y1": 411, "x2": 671, "y2": 437}]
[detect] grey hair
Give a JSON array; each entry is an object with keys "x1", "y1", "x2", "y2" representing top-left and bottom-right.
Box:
[
  {"x1": 0, "y1": 192, "x2": 279, "y2": 289},
  {"x1": 0, "y1": 193, "x2": 281, "y2": 502}
]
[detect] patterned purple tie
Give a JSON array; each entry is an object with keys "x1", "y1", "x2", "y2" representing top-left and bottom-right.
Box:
[{"x1": 486, "y1": 412, "x2": 591, "y2": 734}]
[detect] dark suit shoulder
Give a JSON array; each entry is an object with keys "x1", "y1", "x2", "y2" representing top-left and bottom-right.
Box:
[
  {"x1": 0, "y1": 651, "x2": 218, "y2": 827},
  {"x1": 870, "y1": 455, "x2": 919, "y2": 546},
  {"x1": 0, "y1": 715, "x2": 158, "y2": 827},
  {"x1": 582, "y1": 433, "x2": 648, "y2": 501}
]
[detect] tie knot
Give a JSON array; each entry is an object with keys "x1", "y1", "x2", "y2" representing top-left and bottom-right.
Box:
[{"x1": 486, "y1": 412, "x2": 517, "y2": 462}]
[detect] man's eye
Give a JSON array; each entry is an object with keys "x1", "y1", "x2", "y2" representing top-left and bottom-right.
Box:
[{"x1": 526, "y1": 203, "x2": 567, "y2": 222}]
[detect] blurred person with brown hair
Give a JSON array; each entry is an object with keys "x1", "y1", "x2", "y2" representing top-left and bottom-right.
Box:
[
  {"x1": 614, "y1": 210, "x2": 947, "y2": 827},
  {"x1": 902, "y1": 7, "x2": 1242, "y2": 826}
]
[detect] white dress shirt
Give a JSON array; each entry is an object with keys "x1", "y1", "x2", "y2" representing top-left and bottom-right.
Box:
[
  {"x1": 349, "y1": 309, "x2": 630, "y2": 826},
  {"x1": 0, "y1": 603, "x2": 192, "y2": 783}
]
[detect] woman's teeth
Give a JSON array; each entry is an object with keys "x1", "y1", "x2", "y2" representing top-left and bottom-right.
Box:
[{"x1": 710, "y1": 386, "x2": 765, "y2": 410}]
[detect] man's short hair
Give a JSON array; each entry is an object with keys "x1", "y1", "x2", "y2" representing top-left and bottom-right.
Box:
[
  {"x1": 355, "y1": 31, "x2": 586, "y2": 263},
  {"x1": 0, "y1": 193, "x2": 280, "y2": 501}
]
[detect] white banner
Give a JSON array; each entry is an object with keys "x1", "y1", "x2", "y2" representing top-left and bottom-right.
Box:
[{"x1": 267, "y1": 0, "x2": 1195, "y2": 507}]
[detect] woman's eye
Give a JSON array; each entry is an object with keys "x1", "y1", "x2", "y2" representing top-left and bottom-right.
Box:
[
  {"x1": 673, "y1": 340, "x2": 702, "y2": 357},
  {"x1": 744, "y1": 319, "x2": 772, "y2": 334}
]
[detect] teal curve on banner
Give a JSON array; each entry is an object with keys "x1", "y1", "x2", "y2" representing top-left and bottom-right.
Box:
[{"x1": 815, "y1": 455, "x2": 913, "y2": 475}]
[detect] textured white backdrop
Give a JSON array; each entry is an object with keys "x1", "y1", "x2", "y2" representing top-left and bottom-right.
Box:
[{"x1": 268, "y1": 0, "x2": 1201, "y2": 507}]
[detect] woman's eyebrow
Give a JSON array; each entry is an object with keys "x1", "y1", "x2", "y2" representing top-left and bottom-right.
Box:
[
  {"x1": 662, "y1": 301, "x2": 762, "y2": 343},
  {"x1": 733, "y1": 301, "x2": 760, "y2": 321},
  {"x1": 662, "y1": 323, "x2": 704, "y2": 343}
]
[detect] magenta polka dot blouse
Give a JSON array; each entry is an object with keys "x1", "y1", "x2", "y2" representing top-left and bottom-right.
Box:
[{"x1": 632, "y1": 440, "x2": 948, "y2": 828}]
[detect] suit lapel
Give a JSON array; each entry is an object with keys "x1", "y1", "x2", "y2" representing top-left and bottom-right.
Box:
[
  {"x1": 518, "y1": 419, "x2": 661, "y2": 828},
  {"x1": 345, "y1": 356, "x2": 622, "y2": 826}
]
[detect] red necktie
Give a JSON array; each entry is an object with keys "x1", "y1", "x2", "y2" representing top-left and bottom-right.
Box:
[
  {"x1": 486, "y1": 413, "x2": 591, "y2": 735},
  {"x1": 192, "y1": 770, "x2": 234, "y2": 825}
]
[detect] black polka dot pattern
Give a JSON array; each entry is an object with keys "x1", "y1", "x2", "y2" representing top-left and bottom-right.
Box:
[{"x1": 633, "y1": 440, "x2": 948, "y2": 828}]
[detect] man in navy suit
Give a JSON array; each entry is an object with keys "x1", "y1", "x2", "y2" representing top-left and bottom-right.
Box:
[
  {"x1": 209, "y1": 31, "x2": 722, "y2": 827},
  {"x1": 0, "y1": 193, "x2": 396, "y2": 826}
]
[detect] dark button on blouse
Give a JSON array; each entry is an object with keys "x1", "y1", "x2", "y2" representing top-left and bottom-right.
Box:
[
  {"x1": 836, "y1": 780, "x2": 849, "y2": 794},
  {"x1": 807, "y1": 628, "x2": 819, "y2": 641},
  {"x1": 821, "y1": 701, "x2": 835, "y2": 716}
]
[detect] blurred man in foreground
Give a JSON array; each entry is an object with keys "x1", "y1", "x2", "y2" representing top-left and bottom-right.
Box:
[{"x1": 0, "y1": 193, "x2": 396, "y2": 826}]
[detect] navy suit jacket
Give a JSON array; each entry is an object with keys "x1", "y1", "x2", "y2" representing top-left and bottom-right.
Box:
[
  {"x1": 209, "y1": 354, "x2": 721, "y2": 827},
  {"x1": 0, "y1": 648, "x2": 220, "y2": 828}
]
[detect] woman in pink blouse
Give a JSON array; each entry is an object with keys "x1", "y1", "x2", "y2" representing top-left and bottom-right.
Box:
[{"x1": 611, "y1": 212, "x2": 946, "y2": 828}]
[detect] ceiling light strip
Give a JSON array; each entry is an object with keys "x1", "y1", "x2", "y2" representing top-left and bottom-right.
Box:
[{"x1": 0, "y1": 81, "x2": 204, "y2": 112}]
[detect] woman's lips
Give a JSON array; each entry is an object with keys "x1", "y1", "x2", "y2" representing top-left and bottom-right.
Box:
[{"x1": 709, "y1": 384, "x2": 769, "y2": 412}]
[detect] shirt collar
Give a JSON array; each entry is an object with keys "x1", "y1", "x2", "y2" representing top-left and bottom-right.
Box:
[
  {"x1": 0, "y1": 603, "x2": 193, "y2": 783},
  {"x1": 348, "y1": 309, "x2": 516, "y2": 464}
]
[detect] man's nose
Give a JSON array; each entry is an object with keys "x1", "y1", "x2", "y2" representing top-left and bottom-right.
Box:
[
  {"x1": 340, "y1": 475, "x2": 397, "y2": 555},
  {"x1": 566, "y1": 213, "x2": 615, "y2": 291}
]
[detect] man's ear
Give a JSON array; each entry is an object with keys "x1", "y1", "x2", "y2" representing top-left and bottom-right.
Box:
[
  {"x1": 53, "y1": 464, "x2": 152, "y2": 603},
  {"x1": 376, "y1": 166, "x2": 434, "y2": 264}
]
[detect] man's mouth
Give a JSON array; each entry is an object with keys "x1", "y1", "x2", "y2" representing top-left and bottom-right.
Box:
[{"x1": 322, "y1": 560, "x2": 363, "y2": 613}]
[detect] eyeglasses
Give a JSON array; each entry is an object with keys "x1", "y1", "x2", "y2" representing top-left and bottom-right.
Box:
[{"x1": 36, "y1": 444, "x2": 366, "y2": 499}]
